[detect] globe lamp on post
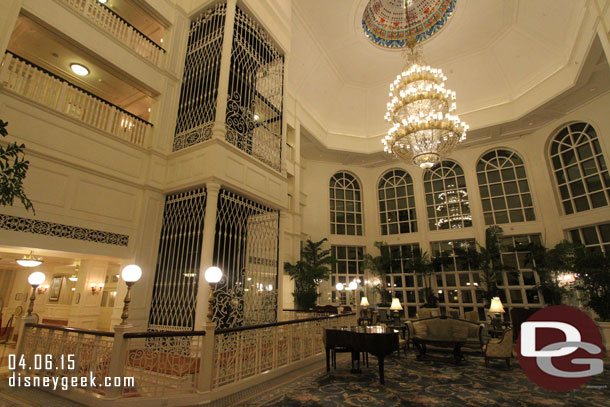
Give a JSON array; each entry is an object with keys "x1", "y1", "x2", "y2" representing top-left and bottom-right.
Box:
[
  {"x1": 205, "y1": 266, "x2": 223, "y2": 323},
  {"x1": 120, "y1": 265, "x2": 142, "y2": 325},
  {"x1": 27, "y1": 272, "x2": 46, "y2": 316}
]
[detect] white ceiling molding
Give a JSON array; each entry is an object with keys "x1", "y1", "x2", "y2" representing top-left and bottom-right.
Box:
[{"x1": 287, "y1": 0, "x2": 599, "y2": 154}]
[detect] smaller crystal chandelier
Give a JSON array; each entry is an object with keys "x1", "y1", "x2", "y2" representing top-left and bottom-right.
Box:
[{"x1": 382, "y1": 1, "x2": 468, "y2": 168}]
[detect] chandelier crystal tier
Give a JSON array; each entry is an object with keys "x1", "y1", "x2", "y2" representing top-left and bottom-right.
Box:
[{"x1": 381, "y1": 1, "x2": 467, "y2": 169}]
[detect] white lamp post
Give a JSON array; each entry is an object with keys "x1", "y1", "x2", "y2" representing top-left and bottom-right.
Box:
[
  {"x1": 120, "y1": 264, "x2": 142, "y2": 325},
  {"x1": 204, "y1": 266, "x2": 223, "y2": 323},
  {"x1": 27, "y1": 272, "x2": 45, "y2": 316}
]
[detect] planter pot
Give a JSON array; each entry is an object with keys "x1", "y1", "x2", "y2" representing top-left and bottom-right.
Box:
[{"x1": 598, "y1": 321, "x2": 610, "y2": 351}]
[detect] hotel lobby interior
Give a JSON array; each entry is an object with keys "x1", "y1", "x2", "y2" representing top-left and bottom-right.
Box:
[{"x1": 0, "y1": 0, "x2": 609, "y2": 406}]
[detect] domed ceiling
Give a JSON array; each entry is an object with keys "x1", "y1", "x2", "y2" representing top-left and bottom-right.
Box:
[
  {"x1": 288, "y1": 0, "x2": 596, "y2": 154},
  {"x1": 362, "y1": 0, "x2": 457, "y2": 47}
]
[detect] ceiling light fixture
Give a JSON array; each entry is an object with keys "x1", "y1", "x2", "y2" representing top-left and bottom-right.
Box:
[
  {"x1": 68, "y1": 263, "x2": 80, "y2": 281},
  {"x1": 70, "y1": 63, "x2": 89, "y2": 76},
  {"x1": 97, "y1": 0, "x2": 108, "y2": 4},
  {"x1": 382, "y1": 0, "x2": 467, "y2": 169},
  {"x1": 16, "y1": 251, "x2": 43, "y2": 267}
]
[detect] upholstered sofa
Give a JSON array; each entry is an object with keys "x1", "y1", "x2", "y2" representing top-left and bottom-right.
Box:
[{"x1": 406, "y1": 316, "x2": 484, "y2": 348}]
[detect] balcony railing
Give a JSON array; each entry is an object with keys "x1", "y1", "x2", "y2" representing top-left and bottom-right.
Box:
[
  {"x1": 15, "y1": 313, "x2": 357, "y2": 404},
  {"x1": 213, "y1": 313, "x2": 357, "y2": 389},
  {"x1": 59, "y1": 0, "x2": 166, "y2": 67},
  {"x1": 0, "y1": 52, "x2": 151, "y2": 147}
]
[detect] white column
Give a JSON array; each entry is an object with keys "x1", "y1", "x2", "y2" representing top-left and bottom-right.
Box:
[
  {"x1": 194, "y1": 183, "x2": 221, "y2": 329},
  {"x1": 277, "y1": 212, "x2": 288, "y2": 316},
  {"x1": 68, "y1": 259, "x2": 107, "y2": 328},
  {"x1": 105, "y1": 324, "x2": 131, "y2": 399},
  {"x1": 0, "y1": 0, "x2": 21, "y2": 56},
  {"x1": 212, "y1": 0, "x2": 237, "y2": 139}
]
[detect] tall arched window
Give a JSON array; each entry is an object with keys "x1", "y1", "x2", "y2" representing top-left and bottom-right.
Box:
[
  {"x1": 378, "y1": 169, "x2": 416, "y2": 235},
  {"x1": 424, "y1": 160, "x2": 472, "y2": 230},
  {"x1": 476, "y1": 149, "x2": 535, "y2": 225},
  {"x1": 330, "y1": 171, "x2": 363, "y2": 235},
  {"x1": 550, "y1": 122, "x2": 610, "y2": 214}
]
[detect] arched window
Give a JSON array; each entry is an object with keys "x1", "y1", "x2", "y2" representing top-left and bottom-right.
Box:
[
  {"x1": 424, "y1": 160, "x2": 472, "y2": 230},
  {"x1": 476, "y1": 149, "x2": 535, "y2": 225},
  {"x1": 378, "y1": 169, "x2": 416, "y2": 235},
  {"x1": 330, "y1": 171, "x2": 363, "y2": 235},
  {"x1": 550, "y1": 122, "x2": 610, "y2": 214}
]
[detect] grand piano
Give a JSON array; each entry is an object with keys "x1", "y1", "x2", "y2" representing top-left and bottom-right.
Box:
[{"x1": 323, "y1": 326, "x2": 399, "y2": 384}]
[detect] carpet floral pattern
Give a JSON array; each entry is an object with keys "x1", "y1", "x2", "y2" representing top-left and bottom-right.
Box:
[{"x1": 237, "y1": 351, "x2": 609, "y2": 406}]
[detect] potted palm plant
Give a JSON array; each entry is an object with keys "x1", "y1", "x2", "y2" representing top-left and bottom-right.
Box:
[
  {"x1": 0, "y1": 120, "x2": 34, "y2": 213},
  {"x1": 284, "y1": 238, "x2": 334, "y2": 309},
  {"x1": 523, "y1": 240, "x2": 577, "y2": 305},
  {"x1": 574, "y1": 246, "x2": 610, "y2": 350},
  {"x1": 362, "y1": 241, "x2": 392, "y2": 307}
]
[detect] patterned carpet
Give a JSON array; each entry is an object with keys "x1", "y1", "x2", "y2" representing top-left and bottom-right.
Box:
[{"x1": 236, "y1": 350, "x2": 610, "y2": 406}]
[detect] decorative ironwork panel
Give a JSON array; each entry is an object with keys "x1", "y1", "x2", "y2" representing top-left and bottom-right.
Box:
[
  {"x1": 212, "y1": 313, "x2": 357, "y2": 389},
  {"x1": 149, "y1": 188, "x2": 207, "y2": 331},
  {"x1": 19, "y1": 326, "x2": 114, "y2": 396},
  {"x1": 0, "y1": 213, "x2": 128, "y2": 246},
  {"x1": 173, "y1": 4, "x2": 226, "y2": 151},
  {"x1": 225, "y1": 6, "x2": 284, "y2": 171},
  {"x1": 123, "y1": 335, "x2": 202, "y2": 397},
  {"x1": 213, "y1": 189, "x2": 279, "y2": 329}
]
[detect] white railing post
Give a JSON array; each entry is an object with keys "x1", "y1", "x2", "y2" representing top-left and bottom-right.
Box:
[
  {"x1": 14, "y1": 315, "x2": 37, "y2": 358},
  {"x1": 105, "y1": 324, "x2": 131, "y2": 399},
  {"x1": 0, "y1": 53, "x2": 13, "y2": 85},
  {"x1": 196, "y1": 323, "x2": 216, "y2": 393}
]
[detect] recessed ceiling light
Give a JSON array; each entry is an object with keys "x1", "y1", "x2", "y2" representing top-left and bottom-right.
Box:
[
  {"x1": 253, "y1": 114, "x2": 260, "y2": 121},
  {"x1": 97, "y1": 0, "x2": 107, "y2": 4},
  {"x1": 70, "y1": 63, "x2": 89, "y2": 76}
]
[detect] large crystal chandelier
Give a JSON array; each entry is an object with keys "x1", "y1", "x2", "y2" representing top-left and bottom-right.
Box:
[{"x1": 382, "y1": 2, "x2": 468, "y2": 169}]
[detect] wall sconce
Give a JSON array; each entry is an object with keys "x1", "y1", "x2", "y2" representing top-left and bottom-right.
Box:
[
  {"x1": 90, "y1": 283, "x2": 104, "y2": 294},
  {"x1": 37, "y1": 284, "x2": 49, "y2": 295},
  {"x1": 27, "y1": 272, "x2": 46, "y2": 316}
]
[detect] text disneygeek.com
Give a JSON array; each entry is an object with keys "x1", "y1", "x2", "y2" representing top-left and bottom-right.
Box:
[{"x1": 8, "y1": 354, "x2": 134, "y2": 391}]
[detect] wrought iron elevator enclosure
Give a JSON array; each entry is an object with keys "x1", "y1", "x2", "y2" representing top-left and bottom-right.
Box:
[
  {"x1": 149, "y1": 187, "x2": 280, "y2": 331},
  {"x1": 173, "y1": 1, "x2": 284, "y2": 172}
]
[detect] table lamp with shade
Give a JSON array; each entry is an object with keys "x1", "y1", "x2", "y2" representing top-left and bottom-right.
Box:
[
  {"x1": 360, "y1": 296, "x2": 370, "y2": 307},
  {"x1": 488, "y1": 296, "x2": 505, "y2": 330},
  {"x1": 390, "y1": 297, "x2": 403, "y2": 322}
]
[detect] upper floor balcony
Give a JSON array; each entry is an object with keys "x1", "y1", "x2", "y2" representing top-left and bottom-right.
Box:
[
  {"x1": 0, "y1": 51, "x2": 151, "y2": 147},
  {"x1": 0, "y1": 13, "x2": 155, "y2": 148},
  {"x1": 58, "y1": 0, "x2": 166, "y2": 67}
]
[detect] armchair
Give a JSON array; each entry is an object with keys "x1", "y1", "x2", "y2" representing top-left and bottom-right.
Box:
[{"x1": 481, "y1": 328, "x2": 513, "y2": 368}]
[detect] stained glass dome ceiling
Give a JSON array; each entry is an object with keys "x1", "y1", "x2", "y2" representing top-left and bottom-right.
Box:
[{"x1": 362, "y1": 0, "x2": 457, "y2": 47}]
